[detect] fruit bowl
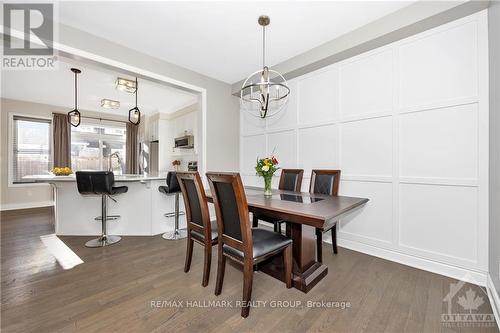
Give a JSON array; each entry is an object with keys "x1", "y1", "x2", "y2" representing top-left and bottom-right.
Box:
[{"x1": 51, "y1": 167, "x2": 73, "y2": 176}]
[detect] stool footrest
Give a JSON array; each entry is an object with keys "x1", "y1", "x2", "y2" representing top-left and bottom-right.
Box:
[
  {"x1": 164, "y1": 212, "x2": 185, "y2": 218},
  {"x1": 94, "y1": 215, "x2": 120, "y2": 221}
]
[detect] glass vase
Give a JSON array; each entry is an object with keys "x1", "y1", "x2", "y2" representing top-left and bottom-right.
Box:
[{"x1": 263, "y1": 175, "x2": 273, "y2": 197}]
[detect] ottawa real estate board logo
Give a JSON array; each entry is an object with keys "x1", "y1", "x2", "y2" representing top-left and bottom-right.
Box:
[{"x1": 2, "y1": 3, "x2": 58, "y2": 69}]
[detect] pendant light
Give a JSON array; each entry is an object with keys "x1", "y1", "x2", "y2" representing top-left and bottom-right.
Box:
[
  {"x1": 240, "y1": 15, "x2": 290, "y2": 119},
  {"x1": 128, "y1": 77, "x2": 141, "y2": 125},
  {"x1": 68, "y1": 68, "x2": 82, "y2": 127}
]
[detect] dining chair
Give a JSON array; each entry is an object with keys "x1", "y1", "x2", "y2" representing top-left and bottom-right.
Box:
[
  {"x1": 309, "y1": 169, "x2": 341, "y2": 262},
  {"x1": 252, "y1": 169, "x2": 304, "y2": 233},
  {"x1": 177, "y1": 171, "x2": 218, "y2": 287},
  {"x1": 207, "y1": 172, "x2": 292, "y2": 318}
]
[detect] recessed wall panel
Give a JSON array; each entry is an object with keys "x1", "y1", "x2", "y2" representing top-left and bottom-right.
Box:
[
  {"x1": 340, "y1": 50, "x2": 393, "y2": 118},
  {"x1": 298, "y1": 68, "x2": 338, "y2": 125},
  {"x1": 399, "y1": 104, "x2": 478, "y2": 180},
  {"x1": 297, "y1": 124, "x2": 338, "y2": 172},
  {"x1": 241, "y1": 135, "x2": 266, "y2": 174},
  {"x1": 267, "y1": 130, "x2": 296, "y2": 169},
  {"x1": 399, "y1": 21, "x2": 477, "y2": 108},
  {"x1": 339, "y1": 181, "x2": 393, "y2": 244},
  {"x1": 340, "y1": 117, "x2": 392, "y2": 176},
  {"x1": 399, "y1": 183, "x2": 478, "y2": 262}
]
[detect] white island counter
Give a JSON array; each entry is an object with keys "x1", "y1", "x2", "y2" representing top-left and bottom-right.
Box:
[{"x1": 26, "y1": 174, "x2": 186, "y2": 236}]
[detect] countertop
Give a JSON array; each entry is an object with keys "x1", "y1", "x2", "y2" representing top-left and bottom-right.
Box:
[{"x1": 23, "y1": 174, "x2": 167, "y2": 182}]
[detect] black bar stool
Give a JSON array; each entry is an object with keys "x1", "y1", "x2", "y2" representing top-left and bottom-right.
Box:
[
  {"x1": 76, "y1": 171, "x2": 128, "y2": 247},
  {"x1": 159, "y1": 171, "x2": 186, "y2": 240}
]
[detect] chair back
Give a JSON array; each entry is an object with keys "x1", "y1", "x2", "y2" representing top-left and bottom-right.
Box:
[
  {"x1": 309, "y1": 170, "x2": 341, "y2": 196},
  {"x1": 176, "y1": 172, "x2": 212, "y2": 241},
  {"x1": 166, "y1": 171, "x2": 181, "y2": 192},
  {"x1": 206, "y1": 172, "x2": 252, "y2": 256},
  {"x1": 76, "y1": 171, "x2": 115, "y2": 195},
  {"x1": 278, "y1": 169, "x2": 304, "y2": 192}
]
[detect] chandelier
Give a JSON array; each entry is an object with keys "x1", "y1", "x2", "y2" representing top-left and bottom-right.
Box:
[{"x1": 240, "y1": 15, "x2": 290, "y2": 119}]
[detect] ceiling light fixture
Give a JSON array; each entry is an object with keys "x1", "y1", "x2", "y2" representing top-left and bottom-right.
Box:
[
  {"x1": 128, "y1": 78, "x2": 141, "y2": 125},
  {"x1": 116, "y1": 77, "x2": 137, "y2": 93},
  {"x1": 101, "y1": 98, "x2": 120, "y2": 109},
  {"x1": 240, "y1": 15, "x2": 290, "y2": 119},
  {"x1": 68, "y1": 68, "x2": 82, "y2": 127}
]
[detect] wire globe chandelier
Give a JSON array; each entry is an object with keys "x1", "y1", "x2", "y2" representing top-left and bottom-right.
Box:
[{"x1": 240, "y1": 15, "x2": 290, "y2": 119}]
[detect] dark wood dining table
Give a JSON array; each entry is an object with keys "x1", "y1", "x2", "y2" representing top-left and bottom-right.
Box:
[{"x1": 206, "y1": 186, "x2": 369, "y2": 293}]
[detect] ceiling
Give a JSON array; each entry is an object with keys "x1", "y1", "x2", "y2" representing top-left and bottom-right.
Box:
[
  {"x1": 57, "y1": 1, "x2": 415, "y2": 84},
  {"x1": 1, "y1": 59, "x2": 199, "y2": 116}
]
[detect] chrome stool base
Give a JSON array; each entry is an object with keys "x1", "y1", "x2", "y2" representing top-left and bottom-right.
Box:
[
  {"x1": 162, "y1": 229, "x2": 187, "y2": 240},
  {"x1": 164, "y1": 212, "x2": 185, "y2": 218},
  {"x1": 85, "y1": 235, "x2": 121, "y2": 247}
]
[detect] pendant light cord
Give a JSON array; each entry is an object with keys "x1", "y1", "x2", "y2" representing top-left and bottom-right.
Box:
[
  {"x1": 135, "y1": 77, "x2": 138, "y2": 107},
  {"x1": 74, "y1": 71, "x2": 78, "y2": 109},
  {"x1": 262, "y1": 25, "x2": 266, "y2": 68}
]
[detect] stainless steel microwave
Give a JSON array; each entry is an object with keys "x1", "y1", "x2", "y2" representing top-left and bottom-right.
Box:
[{"x1": 174, "y1": 135, "x2": 194, "y2": 149}]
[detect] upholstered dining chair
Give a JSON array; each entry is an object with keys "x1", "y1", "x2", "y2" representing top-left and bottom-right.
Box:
[
  {"x1": 177, "y1": 172, "x2": 218, "y2": 287},
  {"x1": 252, "y1": 169, "x2": 304, "y2": 233},
  {"x1": 207, "y1": 172, "x2": 292, "y2": 318},
  {"x1": 310, "y1": 169, "x2": 341, "y2": 262}
]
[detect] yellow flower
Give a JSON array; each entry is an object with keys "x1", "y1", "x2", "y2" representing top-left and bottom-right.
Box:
[{"x1": 262, "y1": 165, "x2": 270, "y2": 172}]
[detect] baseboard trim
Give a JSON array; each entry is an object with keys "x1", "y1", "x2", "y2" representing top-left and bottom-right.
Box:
[
  {"x1": 487, "y1": 274, "x2": 500, "y2": 327},
  {"x1": 335, "y1": 238, "x2": 487, "y2": 286},
  {"x1": 0, "y1": 201, "x2": 54, "y2": 211}
]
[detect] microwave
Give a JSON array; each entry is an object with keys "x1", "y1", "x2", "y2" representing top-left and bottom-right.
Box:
[{"x1": 174, "y1": 135, "x2": 194, "y2": 149}]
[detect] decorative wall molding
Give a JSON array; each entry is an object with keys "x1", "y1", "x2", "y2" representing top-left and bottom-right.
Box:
[
  {"x1": 240, "y1": 11, "x2": 489, "y2": 281},
  {"x1": 487, "y1": 274, "x2": 500, "y2": 327}
]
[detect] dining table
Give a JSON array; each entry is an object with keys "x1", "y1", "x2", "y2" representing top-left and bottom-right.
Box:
[{"x1": 206, "y1": 186, "x2": 369, "y2": 293}]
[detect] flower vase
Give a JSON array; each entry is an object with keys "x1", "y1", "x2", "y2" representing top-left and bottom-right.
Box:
[{"x1": 263, "y1": 176, "x2": 273, "y2": 197}]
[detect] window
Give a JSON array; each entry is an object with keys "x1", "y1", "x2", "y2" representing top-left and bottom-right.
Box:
[
  {"x1": 71, "y1": 122, "x2": 126, "y2": 172},
  {"x1": 12, "y1": 115, "x2": 52, "y2": 183}
]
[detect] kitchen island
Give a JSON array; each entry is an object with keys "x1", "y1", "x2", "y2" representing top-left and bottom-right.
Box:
[{"x1": 25, "y1": 174, "x2": 186, "y2": 236}]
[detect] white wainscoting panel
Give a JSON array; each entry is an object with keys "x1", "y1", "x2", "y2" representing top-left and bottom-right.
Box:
[
  {"x1": 239, "y1": 11, "x2": 488, "y2": 283},
  {"x1": 298, "y1": 124, "x2": 338, "y2": 172},
  {"x1": 340, "y1": 49, "x2": 393, "y2": 119},
  {"x1": 399, "y1": 103, "x2": 478, "y2": 180},
  {"x1": 298, "y1": 68, "x2": 338, "y2": 125},
  {"x1": 340, "y1": 116, "x2": 393, "y2": 177},
  {"x1": 267, "y1": 130, "x2": 296, "y2": 169},
  {"x1": 339, "y1": 180, "x2": 393, "y2": 245},
  {"x1": 241, "y1": 135, "x2": 266, "y2": 174},
  {"x1": 399, "y1": 183, "x2": 478, "y2": 265},
  {"x1": 399, "y1": 19, "x2": 478, "y2": 110}
]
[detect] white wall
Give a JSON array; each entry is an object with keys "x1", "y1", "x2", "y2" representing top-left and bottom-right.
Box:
[
  {"x1": 240, "y1": 11, "x2": 489, "y2": 283},
  {"x1": 488, "y1": 1, "x2": 500, "y2": 300}
]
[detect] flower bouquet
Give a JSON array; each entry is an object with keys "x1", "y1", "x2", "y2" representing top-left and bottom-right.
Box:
[{"x1": 255, "y1": 156, "x2": 279, "y2": 196}]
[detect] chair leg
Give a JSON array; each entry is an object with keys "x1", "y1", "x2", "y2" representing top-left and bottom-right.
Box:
[
  {"x1": 184, "y1": 237, "x2": 194, "y2": 273},
  {"x1": 283, "y1": 245, "x2": 292, "y2": 288},
  {"x1": 331, "y1": 225, "x2": 338, "y2": 254},
  {"x1": 273, "y1": 222, "x2": 279, "y2": 233},
  {"x1": 241, "y1": 260, "x2": 254, "y2": 318},
  {"x1": 277, "y1": 222, "x2": 282, "y2": 234},
  {"x1": 202, "y1": 245, "x2": 211, "y2": 287},
  {"x1": 252, "y1": 215, "x2": 258, "y2": 228},
  {"x1": 316, "y1": 228, "x2": 323, "y2": 263},
  {"x1": 215, "y1": 246, "x2": 226, "y2": 296}
]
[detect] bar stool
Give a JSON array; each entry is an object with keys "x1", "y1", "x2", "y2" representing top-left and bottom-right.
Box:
[
  {"x1": 159, "y1": 171, "x2": 186, "y2": 240},
  {"x1": 75, "y1": 171, "x2": 128, "y2": 247}
]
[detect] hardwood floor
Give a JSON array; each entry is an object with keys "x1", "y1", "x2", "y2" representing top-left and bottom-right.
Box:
[{"x1": 1, "y1": 207, "x2": 497, "y2": 332}]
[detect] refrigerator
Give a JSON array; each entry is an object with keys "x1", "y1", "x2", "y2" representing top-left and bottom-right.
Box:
[{"x1": 139, "y1": 141, "x2": 159, "y2": 175}]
